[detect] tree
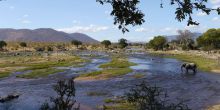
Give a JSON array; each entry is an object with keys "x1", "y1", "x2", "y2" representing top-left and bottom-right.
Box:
[
  {"x1": 0, "y1": 41, "x2": 7, "y2": 50},
  {"x1": 147, "y1": 36, "x2": 167, "y2": 50},
  {"x1": 19, "y1": 42, "x2": 27, "y2": 51},
  {"x1": 176, "y1": 30, "x2": 195, "y2": 50},
  {"x1": 118, "y1": 38, "x2": 128, "y2": 49},
  {"x1": 19, "y1": 42, "x2": 27, "y2": 48},
  {"x1": 46, "y1": 46, "x2": 53, "y2": 52},
  {"x1": 97, "y1": 0, "x2": 220, "y2": 33},
  {"x1": 196, "y1": 28, "x2": 220, "y2": 50},
  {"x1": 40, "y1": 79, "x2": 79, "y2": 110},
  {"x1": 125, "y1": 82, "x2": 190, "y2": 110},
  {"x1": 71, "y1": 40, "x2": 82, "y2": 49},
  {"x1": 101, "y1": 40, "x2": 111, "y2": 48}
]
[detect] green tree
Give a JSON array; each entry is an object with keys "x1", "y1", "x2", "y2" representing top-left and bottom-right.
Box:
[
  {"x1": 147, "y1": 36, "x2": 167, "y2": 50},
  {"x1": 101, "y1": 40, "x2": 111, "y2": 48},
  {"x1": 196, "y1": 28, "x2": 220, "y2": 50},
  {"x1": 97, "y1": 0, "x2": 220, "y2": 33},
  {"x1": 118, "y1": 38, "x2": 128, "y2": 49},
  {"x1": 19, "y1": 42, "x2": 27, "y2": 51},
  {"x1": 0, "y1": 41, "x2": 7, "y2": 50},
  {"x1": 19, "y1": 42, "x2": 27, "y2": 48},
  {"x1": 71, "y1": 40, "x2": 82, "y2": 49}
]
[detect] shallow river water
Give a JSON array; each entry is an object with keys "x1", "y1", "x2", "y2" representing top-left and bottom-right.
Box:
[{"x1": 0, "y1": 52, "x2": 220, "y2": 110}]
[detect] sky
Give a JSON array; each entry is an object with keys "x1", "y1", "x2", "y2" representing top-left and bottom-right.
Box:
[{"x1": 0, "y1": 0, "x2": 220, "y2": 42}]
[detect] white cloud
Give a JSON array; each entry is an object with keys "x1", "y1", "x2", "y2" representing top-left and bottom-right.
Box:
[
  {"x1": 196, "y1": 12, "x2": 207, "y2": 16},
  {"x1": 210, "y1": 0, "x2": 220, "y2": 4},
  {"x1": 212, "y1": 17, "x2": 220, "y2": 22},
  {"x1": 21, "y1": 20, "x2": 31, "y2": 24},
  {"x1": 184, "y1": 25, "x2": 207, "y2": 32},
  {"x1": 134, "y1": 27, "x2": 154, "y2": 32},
  {"x1": 160, "y1": 27, "x2": 178, "y2": 34},
  {"x1": 212, "y1": 4, "x2": 220, "y2": 8},
  {"x1": 57, "y1": 24, "x2": 109, "y2": 33},
  {"x1": 210, "y1": 0, "x2": 220, "y2": 8}
]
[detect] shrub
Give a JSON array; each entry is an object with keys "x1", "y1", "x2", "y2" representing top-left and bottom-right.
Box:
[
  {"x1": 40, "y1": 79, "x2": 80, "y2": 110},
  {"x1": 125, "y1": 82, "x2": 190, "y2": 110}
]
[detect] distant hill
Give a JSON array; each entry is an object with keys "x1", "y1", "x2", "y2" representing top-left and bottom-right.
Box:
[
  {"x1": 0, "y1": 28, "x2": 99, "y2": 43},
  {"x1": 165, "y1": 32, "x2": 202, "y2": 41}
]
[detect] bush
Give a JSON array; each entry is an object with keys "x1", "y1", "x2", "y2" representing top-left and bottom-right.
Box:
[
  {"x1": 118, "y1": 38, "x2": 128, "y2": 49},
  {"x1": 101, "y1": 40, "x2": 111, "y2": 48},
  {"x1": 125, "y1": 82, "x2": 190, "y2": 110},
  {"x1": 46, "y1": 46, "x2": 53, "y2": 51},
  {"x1": 197, "y1": 28, "x2": 220, "y2": 50},
  {"x1": 147, "y1": 36, "x2": 167, "y2": 50},
  {"x1": 40, "y1": 79, "x2": 80, "y2": 110},
  {"x1": 34, "y1": 47, "x2": 45, "y2": 52}
]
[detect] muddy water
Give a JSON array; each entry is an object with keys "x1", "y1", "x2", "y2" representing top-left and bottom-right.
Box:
[{"x1": 0, "y1": 52, "x2": 220, "y2": 110}]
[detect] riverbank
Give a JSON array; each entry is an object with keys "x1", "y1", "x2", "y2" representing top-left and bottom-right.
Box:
[{"x1": 148, "y1": 50, "x2": 220, "y2": 73}]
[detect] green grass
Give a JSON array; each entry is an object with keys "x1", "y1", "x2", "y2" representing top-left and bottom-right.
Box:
[
  {"x1": 80, "y1": 71, "x2": 103, "y2": 77},
  {"x1": 0, "y1": 53, "x2": 87, "y2": 78},
  {"x1": 165, "y1": 54, "x2": 218, "y2": 72},
  {"x1": 86, "y1": 91, "x2": 108, "y2": 96},
  {"x1": 80, "y1": 68, "x2": 133, "y2": 79},
  {"x1": 0, "y1": 72, "x2": 11, "y2": 78},
  {"x1": 103, "y1": 98, "x2": 136, "y2": 110},
  {"x1": 103, "y1": 103, "x2": 135, "y2": 110},
  {"x1": 16, "y1": 68, "x2": 65, "y2": 78},
  {"x1": 21, "y1": 56, "x2": 87, "y2": 71},
  {"x1": 132, "y1": 73, "x2": 145, "y2": 79},
  {"x1": 99, "y1": 57, "x2": 136, "y2": 68},
  {"x1": 77, "y1": 56, "x2": 136, "y2": 80}
]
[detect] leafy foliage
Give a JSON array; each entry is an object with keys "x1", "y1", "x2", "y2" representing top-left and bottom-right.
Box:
[
  {"x1": 118, "y1": 38, "x2": 128, "y2": 49},
  {"x1": 0, "y1": 41, "x2": 7, "y2": 49},
  {"x1": 40, "y1": 79, "x2": 80, "y2": 110},
  {"x1": 19, "y1": 42, "x2": 27, "y2": 47},
  {"x1": 97, "y1": 0, "x2": 220, "y2": 33},
  {"x1": 71, "y1": 40, "x2": 82, "y2": 48},
  {"x1": 97, "y1": 0, "x2": 145, "y2": 33},
  {"x1": 125, "y1": 82, "x2": 190, "y2": 110},
  {"x1": 101, "y1": 40, "x2": 111, "y2": 48},
  {"x1": 196, "y1": 28, "x2": 220, "y2": 50},
  {"x1": 147, "y1": 36, "x2": 167, "y2": 50}
]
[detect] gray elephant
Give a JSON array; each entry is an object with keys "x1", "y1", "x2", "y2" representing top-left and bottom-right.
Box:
[{"x1": 181, "y1": 63, "x2": 197, "y2": 74}]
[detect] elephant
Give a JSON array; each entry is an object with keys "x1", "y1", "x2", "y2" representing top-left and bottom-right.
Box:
[{"x1": 181, "y1": 63, "x2": 197, "y2": 74}]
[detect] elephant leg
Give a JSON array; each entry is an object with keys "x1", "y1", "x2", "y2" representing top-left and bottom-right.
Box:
[
  {"x1": 186, "y1": 69, "x2": 188, "y2": 73},
  {"x1": 193, "y1": 68, "x2": 197, "y2": 74}
]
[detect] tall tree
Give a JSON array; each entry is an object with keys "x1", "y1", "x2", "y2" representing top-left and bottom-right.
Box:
[
  {"x1": 118, "y1": 38, "x2": 128, "y2": 49},
  {"x1": 0, "y1": 41, "x2": 7, "y2": 50},
  {"x1": 177, "y1": 30, "x2": 194, "y2": 45},
  {"x1": 147, "y1": 36, "x2": 167, "y2": 50},
  {"x1": 101, "y1": 40, "x2": 111, "y2": 48},
  {"x1": 19, "y1": 42, "x2": 27, "y2": 51},
  {"x1": 97, "y1": 0, "x2": 220, "y2": 33},
  {"x1": 71, "y1": 40, "x2": 82, "y2": 49},
  {"x1": 197, "y1": 28, "x2": 220, "y2": 49}
]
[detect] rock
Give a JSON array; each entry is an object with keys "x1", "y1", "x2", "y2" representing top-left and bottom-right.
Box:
[{"x1": 0, "y1": 94, "x2": 20, "y2": 103}]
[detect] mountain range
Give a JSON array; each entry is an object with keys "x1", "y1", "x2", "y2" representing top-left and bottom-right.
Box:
[{"x1": 0, "y1": 28, "x2": 99, "y2": 43}]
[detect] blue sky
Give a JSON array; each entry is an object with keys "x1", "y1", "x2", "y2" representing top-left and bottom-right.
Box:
[{"x1": 0, "y1": 0, "x2": 220, "y2": 42}]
